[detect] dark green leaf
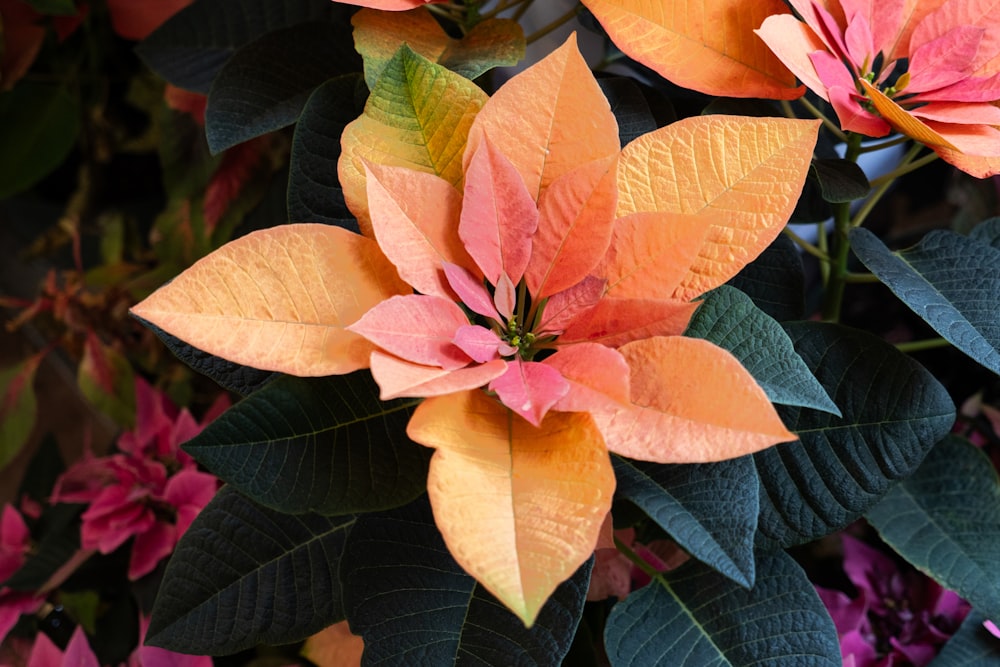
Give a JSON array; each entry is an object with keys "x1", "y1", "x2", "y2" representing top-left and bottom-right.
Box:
[
  {"x1": 810, "y1": 158, "x2": 870, "y2": 203},
  {"x1": 604, "y1": 550, "x2": 840, "y2": 666},
  {"x1": 184, "y1": 373, "x2": 428, "y2": 515},
  {"x1": 342, "y1": 496, "x2": 590, "y2": 666},
  {"x1": 700, "y1": 98, "x2": 783, "y2": 118},
  {"x1": 866, "y1": 436, "x2": 1000, "y2": 619},
  {"x1": 136, "y1": 315, "x2": 275, "y2": 396},
  {"x1": 146, "y1": 487, "x2": 354, "y2": 654},
  {"x1": 755, "y1": 321, "x2": 955, "y2": 549},
  {"x1": 0, "y1": 83, "x2": 79, "y2": 199},
  {"x1": 612, "y1": 455, "x2": 758, "y2": 588},
  {"x1": 205, "y1": 21, "x2": 361, "y2": 154},
  {"x1": 929, "y1": 610, "x2": 1000, "y2": 666},
  {"x1": 968, "y1": 216, "x2": 1000, "y2": 249},
  {"x1": 852, "y1": 226, "x2": 1000, "y2": 375},
  {"x1": 727, "y1": 232, "x2": 805, "y2": 322},
  {"x1": 287, "y1": 74, "x2": 368, "y2": 226},
  {"x1": 686, "y1": 285, "x2": 838, "y2": 414},
  {"x1": 136, "y1": 0, "x2": 352, "y2": 93}
]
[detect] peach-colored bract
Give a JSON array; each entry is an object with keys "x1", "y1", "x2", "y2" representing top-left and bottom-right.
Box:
[{"x1": 757, "y1": 0, "x2": 1000, "y2": 176}]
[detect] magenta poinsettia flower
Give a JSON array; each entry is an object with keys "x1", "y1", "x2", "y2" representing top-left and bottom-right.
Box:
[
  {"x1": 817, "y1": 533, "x2": 970, "y2": 666},
  {"x1": 50, "y1": 378, "x2": 226, "y2": 580},
  {"x1": 756, "y1": 0, "x2": 1000, "y2": 177},
  {"x1": 0, "y1": 504, "x2": 44, "y2": 646}
]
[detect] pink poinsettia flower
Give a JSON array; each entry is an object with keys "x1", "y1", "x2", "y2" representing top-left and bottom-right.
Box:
[
  {"x1": 331, "y1": 0, "x2": 444, "y2": 9},
  {"x1": 817, "y1": 533, "x2": 970, "y2": 666},
  {"x1": 0, "y1": 505, "x2": 45, "y2": 646},
  {"x1": 50, "y1": 379, "x2": 226, "y2": 580},
  {"x1": 586, "y1": 525, "x2": 689, "y2": 601},
  {"x1": 757, "y1": 0, "x2": 1000, "y2": 177}
]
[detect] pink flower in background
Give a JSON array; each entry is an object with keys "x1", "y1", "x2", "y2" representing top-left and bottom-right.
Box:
[
  {"x1": 0, "y1": 504, "x2": 44, "y2": 645},
  {"x1": 51, "y1": 379, "x2": 228, "y2": 580},
  {"x1": 818, "y1": 534, "x2": 970, "y2": 666},
  {"x1": 587, "y1": 527, "x2": 689, "y2": 601}
]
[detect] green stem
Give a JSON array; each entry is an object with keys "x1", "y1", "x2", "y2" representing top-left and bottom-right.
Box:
[
  {"x1": 613, "y1": 536, "x2": 662, "y2": 581},
  {"x1": 525, "y1": 4, "x2": 581, "y2": 44},
  {"x1": 783, "y1": 227, "x2": 829, "y2": 262},
  {"x1": 868, "y1": 151, "x2": 939, "y2": 188},
  {"x1": 896, "y1": 337, "x2": 951, "y2": 353},
  {"x1": 820, "y1": 133, "x2": 864, "y2": 321},
  {"x1": 851, "y1": 143, "x2": 925, "y2": 230},
  {"x1": 857, "y1": 135, "x2": 910, "y2": 154}
]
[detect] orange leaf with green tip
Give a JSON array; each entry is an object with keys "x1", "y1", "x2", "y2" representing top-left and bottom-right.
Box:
[
  {"x1": 339, "y1": 45, "x2": 487, "y2": 236},
  {"x1": 464, "y1": 33, "x2": 620, "y2": 204},
  {"x1": 597, "y1": 336, "x2": 795, "y2": 463},
  {"x1": 407, "y1": 389, "x2": 615, "y2": 627},
  {"x1": 580, "y1": 0, "x2": 802, "y2": 100},
  {"x1": 130, "y1": 224, "x2": 410, "y2": 377},
  {"x1": 617, "y1": 115, "x2": 820, "y2": 302},
  {"x1": 352, "y1": 8, "x2": 524, "y2": 89},
  {"x1": 365, "y1": 162, "x2": 472, "y2": 299}
]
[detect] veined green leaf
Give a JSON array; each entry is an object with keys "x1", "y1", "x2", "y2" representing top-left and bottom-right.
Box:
[
  {"x1": 146, "y1": 487, "x2": 354, "y2": 654},
  {"x1": 867, "y1": 436, "x2": 1000, "y2": 620},
  {"x1": 727, "y1": 232, "x2": 805, "y2": 322},
  {"x1": 686, "y1": 285, "x2": 838, "y2": 415},
  {"x1": 341, "y1": 496, "x2": 590, "y2": 664},
  {"x1": 930, "y1": 610, "x2": 1000, "y2": 666},
  {"x1": 183, "y1": 373, "x2": 428, "y2": 515},
  {"x1": 612, "y1": 455, "x2": 757, "y2": 588},
  {"x1": 852, "y1": 226, "x2": 1000, "y2": 375},
  {"x1": 0, "y1": 83, "x2": 79, "y2": 199},
  {"x1": 604, "y1": 550, "x2": 840, "y2": 666},
  {"x1": 0, "y1": 353, "x2": 43, "y2": 470},
  {"x1": 205, "y1": 21, "x2": 361, "y2": 154},
  {"x1": 755, "y1": 321, "x2": 955, "y2": 549}
]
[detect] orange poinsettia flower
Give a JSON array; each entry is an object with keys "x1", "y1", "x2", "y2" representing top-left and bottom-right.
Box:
[
  {"x1": 757, "y1": 0, "x2": 1000, "y2": 177},
  {"x1": 132, "y1": 36, "x2": 818, "y2": 625}
]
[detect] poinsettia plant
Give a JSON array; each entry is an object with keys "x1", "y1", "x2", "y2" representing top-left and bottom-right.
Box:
[{"x1": 4, "y1": 0, "x2": 1000, "y2": 664}]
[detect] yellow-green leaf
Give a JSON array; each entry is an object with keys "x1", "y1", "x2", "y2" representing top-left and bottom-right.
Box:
[
  {"x1": 131, "y1": 224, "x2": 410, "y2": 377},
  {"x1": 352, "y1": 8, "x2": 524, "y2": 89},
  {"x1": 617, "y1": 115, "x2": 819, "y2": 301},
  {"x1": 339, "y1": 45, "x2": 488, "y2": 236},
  {"x1": 407, "y1": 389, "x2": 615, "y2": 626},
  {"x1": 580, "y1": 0, "x2": 803, "y2": 99}
]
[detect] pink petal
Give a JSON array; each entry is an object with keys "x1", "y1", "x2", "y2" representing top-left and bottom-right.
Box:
[
  {"x1": 843, "y1": 12, "x2": 874, "y2": 71},
  {"x1": 0, "y1": 591, "x2": 44, "y2": 646},
  {"x1": 348, "y1": 294, "x2": 472, "y2": 370},
  {"x1": 460, "y1": 138, "x2": 538, "y2": 285},
  {"x1": 488, "y1": 359, "x2": 569, "y2": 426},
  {"x1": 910, "y1": 101, "x2": 1000, "y2": 125},
  {"x1": 369, "y1": 351, "x2": 506, "y2": 399},
  {"x1": 985, "y1": 620, "x2": 1000, "y2": 638},
  {"x1": 829, "y1": 85, "x2": 892, "y2": 136},
  {"x1": 536, "y1": 276, "x2": 606, "y2": 335},
  {"x1": 62, "y1": 626, "x2": 101, "y2": 667},
  {"x1": 559, "y1": 297, "x2": 699, "y2": 348},
  {"x1": 442, "y1": 261, "x2": 500, "y2": 321},
  {"x1": 907, "y1": 25, "x2": 984, "y2": 93},
  {"x1": 136, "y1": 614, "x2": 215, "y2": 667},
  {"x1": 162, "y1": 468, "x2": 217, "y2": 509},
  {"x1": 493, "y1": 272, "x2": 516, "y2": 320},
  {"x1": 26, "y1": 631, "x2": 66, "y2": 667},
  {"x1": 756, "y1": 15, "x2": 832, "y2": 101},
  {"x1": 808, "y1": 49, "x2": 859, "y2": 92},
  {"x1": 453, "y1": 325, "x2": 508, "y2": 363},
  {"x1": 129, "y1": 521, "x2": 175, "y2": 580},
  {"x1": 914, "y1": 70, "x2": 1000, "y2": 102},
  {"x1": 838, "y1": 0, "x2": 905, "y2": 61},
  {"x1": 544, "y1": 343, "x2": 630, "y2": 412}
]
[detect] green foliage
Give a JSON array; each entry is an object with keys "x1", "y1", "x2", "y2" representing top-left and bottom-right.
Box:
[
  {"x1": 930, "y1": 611, "x2": 1000, "y2": 666},
  {"x1": 727, "y1": 233, "x2": 805, "y2": 322},
  {"x1": 183, "y1": 373, "x2": 429, "y2": 515},
  {"x1": 146, "y1": 486, "x2": 355, "y2": 654},
  {"x1": 867, "y1": 436, "x2": 1000, "y2": 619},
  {"x1": 603, "y1": 550, "x2": 840, "y2": 666},
  {"x1": 0, "y1": 354, "x2": 41, "y2": 469}
]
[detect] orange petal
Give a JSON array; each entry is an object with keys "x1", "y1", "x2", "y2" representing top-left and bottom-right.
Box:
[
  {"x1": 558, "y1": 297, "x2": 699, "y2": 348},
  {"x1": 369, "y1": 351, "x2": 505, "y2": 399},
  {"x1": 857, "y1": 79, "x2": 958, "y2": 149},
  {"x1": 545, "y1": 343, "x2": 631, "y2": 412},
  {"x1": 464, "y1": 34, "x2": 619, "y2": 203},
  {"x1": 524, "y1": 155, "x2": 619, "y2": 299},
  {"x1": 597, "y1": 336, "x2": 795, "y2": 463},
  {"x1": 617, "y1": 115, "x2": 820, "y2": 301},
  {"x1": 300, "y1": 620, "x2": 364, "y2": 667},
  {"x1": 755, "y1": 14, "x2": 832, "y2": 101},
  {"x1": 130, "y1": 225, "x2": 410, "y2": 376},
  {"x1": 407, "y1": 390, "x2": 615, "y2": 626},
  {"x1": 596, "y1": 212, "x2": 711, "y2": 300},
  {"x1": 582, "y1": 0, "x2": 802, "y2": 99},
  {"x1": 365, "y1": 163, "x2": 472, "y2": 299}
]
